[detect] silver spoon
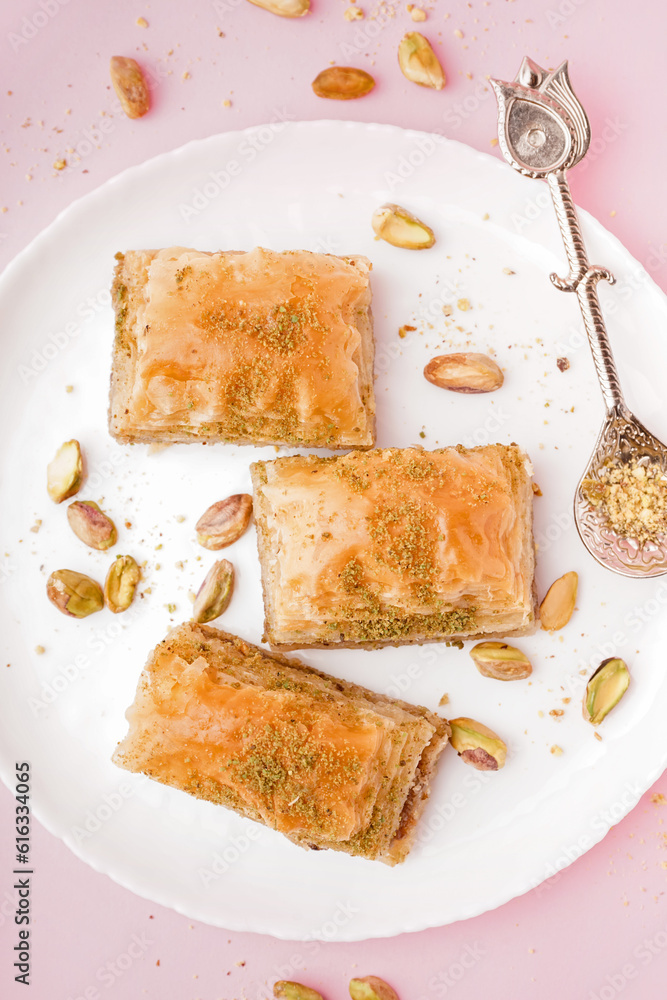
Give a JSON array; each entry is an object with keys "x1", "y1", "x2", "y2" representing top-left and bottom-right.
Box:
[{"x1": 491, "y1": 58, "x2": 667, "y2": 578}]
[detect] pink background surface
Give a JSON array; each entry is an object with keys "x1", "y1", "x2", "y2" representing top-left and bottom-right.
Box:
[{"x1": 2, "y1": 0, "x2": 667, "y2": 997}]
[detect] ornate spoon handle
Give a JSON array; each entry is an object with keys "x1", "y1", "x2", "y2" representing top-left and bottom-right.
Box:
[
  {"x1": 547, "y1": 170, "x2": 625, "y2": 411},
  {"x1": 492, "y1": 58, "x2": 627, "y2": 412}
]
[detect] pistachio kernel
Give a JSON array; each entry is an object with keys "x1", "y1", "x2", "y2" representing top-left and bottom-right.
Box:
[
  {"x1": 110, "y1": 56, "x2": 150, "y2": 119},
  {"x1": 583, "y1": 657, "x2": 630, "y2": 725},
  {"x1": 104, "y1": 555, "x2": 141, "y2": 614},
  {"x1": 371, "y1": 203, "x2": 435, "y2": 249},
  {"x1": 47, "y1": 439, "x2": 83, "y2": 503},
  {"x1": 47, "y1": 570, "x2": 104, "y2": 618},
  {"x1": 192, "y1": 560, "x2": 234, "y2": 624},
  {"x1": 424, "y1": 352, "x2": 504, "y2": 393},
  {"x1": 312, "y1": 66, "x2": 375, "y2": 100},
  {"x1": 470, "y1": 641, "x2": 532, "y2": 681},
  {"x1": 540, "y1": 570, "x2": 578, "y2": 631},
  {"x1": 67, "y1": 501, "x2": 117, "y2": 550},
  {"x1": 449, "y1": 717, "x2": 507, "y2": 771},
  {"x1": 248, "y1": 0, "x2": 310, "y2": 14},
  {"x1": 195, "y1": 494, "x2": 252, "y2": 550},
  {"x1": 274, "y1": 983, "x2": 323, "y2": 1000},
  {"x1": 398, "y1": 32, "x2": 445, "y2": 89},
  {"x1": 350, "y1": 977, "x2": 400, "y2": 1000}
]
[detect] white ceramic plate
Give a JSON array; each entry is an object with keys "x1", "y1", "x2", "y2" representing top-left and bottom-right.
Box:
[{"x1": 1, "y1": 121, "x2": 667, "y2": 941}]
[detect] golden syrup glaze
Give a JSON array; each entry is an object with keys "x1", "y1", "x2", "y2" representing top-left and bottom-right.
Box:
[
  {"x1": 114, "y1": 644, "x2": 405, "y2": 843},
  {"x1": 124, "y1": 247, "x2": 373, "y2": 446},
  {"x1": 255, "y1": 445, "x2": 535, "y2": 642}
]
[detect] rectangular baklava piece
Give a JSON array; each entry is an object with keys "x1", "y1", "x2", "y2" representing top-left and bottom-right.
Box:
[
  {"x1": 251, "y1": 444, "x2": 537, "y2": 648},
  {"x1": 109, "y1": 246, "x2": 375, "y2": 448},
  {"x1": 112, "y1": 622, "x2": 450, "y2": 865}
]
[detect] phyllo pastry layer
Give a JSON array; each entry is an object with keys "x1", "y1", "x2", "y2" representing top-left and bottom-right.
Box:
[
  {"x1": 109, "y1": 247, "x2": 375, "y2": 448},
  {"x1": 251, "y1": 444, "x2": 537, "y2": 648},
  {"x1": 112, "y1": 622, "x2": 450, "y2": 864}
]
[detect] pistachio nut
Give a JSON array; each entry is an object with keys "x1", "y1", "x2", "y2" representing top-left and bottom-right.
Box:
[
  {"x1": 449, "y1": 717, "x2": 507, "y2": 771},
  {"x1": 423, "y1": 352, "x2": 504, "y2": 393},
  {"x1": 110, "y1": 56, "x2": 150, "y2": 119},
  {"x1": 398, "y1": 32, "x2": 445, "y2": 90},
  {"x1": 372, "y1": 203, "x2": 435, "y2": 250},
  {"x1": 47, "y1": 439, "x2": 83, "y2": 503},
  {"x1": 583, "y1": 657, "x2": 630, "y2": 725},
  {"x1": 540, "y1": 570, "x2": 578, "y2": 631},
  {"x1": 312, "y1": 66, "x2": 375, "y2": 100},
  {"x1": 67, "y1": 501, "x2": 117, "y2": 550},
  {"x1": 47, "y1": 570, "x2": 104, "y2": 618},
  {"x1": 248, "y1": 0, "x2": 310, "y2": 14},
  {"x1": 470, "y1": 641, "x2": 532, "y2": 681},
  {"x1": 195, "y1": 494, "x2": 253, "y2": 550},
  {"x1": 350, "y1": 977, "x2": 400, "y2": 1000},
  {"x1": 104, "y1": 555, "x2": 141, "y2": 614},
  {"x1": 274, "y1": 983, "x2": 323, "y2": 1000},
  {"x1": 192, "y1": 560, "x2": 234, "y2": 624}
]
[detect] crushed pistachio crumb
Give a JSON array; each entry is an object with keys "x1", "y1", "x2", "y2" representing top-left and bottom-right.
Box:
[{"x1": 582, "y1": 460, "x2": 667, "y2": 545}]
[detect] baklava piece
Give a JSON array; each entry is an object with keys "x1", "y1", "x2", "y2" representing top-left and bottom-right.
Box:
[
  {"x1": 110, "y1": 247, "x2": 375, "y2": 448},
  {"x1": 112, "y1": 622, "x2": 450, "y2": 865},
  {"x1": 251, "y1": 444, "x2": 537, "y2": 648}
]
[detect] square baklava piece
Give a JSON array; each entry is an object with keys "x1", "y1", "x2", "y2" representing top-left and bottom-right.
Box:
[
  {"x1": 112, "y1": 623, "x2": 450, "y2": 865},
  {"x1": 109, "y1": 247, "x2": 375, "y2": 448},
  {"x1": 251, "y1": 444, "x2": 537, "y2": 648}
]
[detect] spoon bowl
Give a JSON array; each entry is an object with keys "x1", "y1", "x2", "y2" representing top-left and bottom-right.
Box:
[{"x1": 574, "y1": 405, "x2": 667, "y2": 577}]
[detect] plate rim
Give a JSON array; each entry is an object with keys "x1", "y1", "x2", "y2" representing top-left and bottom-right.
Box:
[{"x1": 2, "y1": 119, "x2": 666, "y2": 940}]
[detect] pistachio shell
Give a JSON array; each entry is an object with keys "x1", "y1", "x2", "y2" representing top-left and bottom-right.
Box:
[
  {"x1": 47, "y1": 570, "x2": 104, "y2": 618},
  {"x1": 540, "y1": 571, "x2": 578, "y2": 631},
  {"x1": 47, "y1": 439, "x2": 83, "y2": 503},
  {"x1": 192, "y1": 560, "x2": 234, "y2": 624},
  {"x1": 424, "y1": 352, "x2": 503, "y2": 393},
  {"x1": 110, "y1": 56, "x2": 149, "y2": 119},
  {"x1": 248, "y1": 0, "x2": 310, "y2": 14},
  {"x1": 398, "y1": 32, "x2": 445, "y2": 89},
  {"x1": 195, "y1": 494, "x2": 253, "y2": 549},
  {"x1": 372, "y1": 203, "x2": 435, "y2": 249},
  {"x1": 583, "y1": 657, "x2": 630, "y2": 725},
  {"x1": 350, "y1": 977, "x2": 400, "y2": 1000},
  {"x1": 449, "y1": 717, "x2": 507, "y2": 770},
  {"x1": 274, "y1": 983, "x2": 323, "y2": 1000},
  {"x1": 104, "y1": 555, "x2": 141, "y2": 613},
  {"x1": 67, "y1": 501, "x2": 117, "y2": 551},
  {"x1": 470, "y1": 641, "x2": 532, "y2": 681},
  {"x1": 312, "y1": 66, "x2": 375, "y2": 100}
]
